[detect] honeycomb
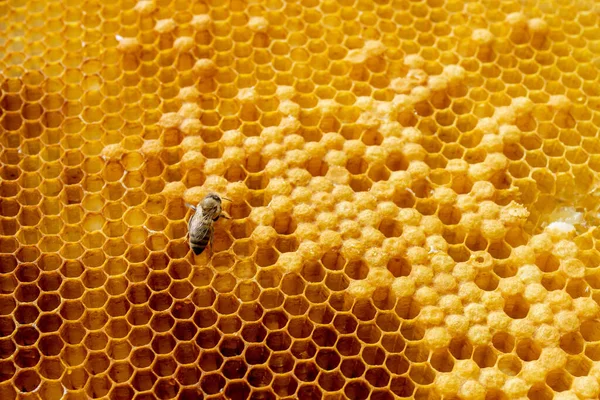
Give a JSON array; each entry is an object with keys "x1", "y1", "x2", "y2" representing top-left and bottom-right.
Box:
[{"x1": 2, "y1": 0, "x2": 600, "y2": 398}]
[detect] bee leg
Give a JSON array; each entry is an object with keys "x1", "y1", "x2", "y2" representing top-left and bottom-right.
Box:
[{"x1": 220, "y1": 212, "x2": 231, "y2": 220}]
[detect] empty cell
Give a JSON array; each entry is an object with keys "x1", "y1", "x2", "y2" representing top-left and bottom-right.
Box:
[
  {"x1": 132, "y1": 370, "x2": 158, "y2": 392},
  {"x1": 106, "y1": 318, "x2": 131, "y2": 339},
  {"x1": 151, "y1": 333, "x2": 176, "y2": 354},
  {"x1": 108, "y1": 362, "x2": 134, "y2": 384},
  {"x1": 293, "y1": 360, "x2": 319, "y2": 383},
  {"x1": 0, "y1": 275, "x2": 17, "y2": 295},
  {"x1": 85, "y1": 353, "x2": 110, "y2": 375},
  {"x1": 153, "y1": 356, "x2": 178, "y2": 377},
  {"x1": 305, "y1": 284, "x2": 330, "y2": 304},
  {"x1": 131, "y1": 348, "x2": 155, "y2": 369},
  {"x1": 84, "y1": 331, "x2": 108, "y2": 351},
  {"x1": 15, "y1": 347, "x2": 41, "y2": 368},
  {"x1": 106, "y1": 276, "x2": 128, "y2": 296},
  {"x1": 0, "y1": 338, "x2": 15, "y2": 360},
  {"x1": 0, "y1": 318, "x2": 14, "y2": 338},
  {"x1": 272, "y1": 375, "x2": 298, "y2": 397},
  {"x1": 60, "y1": 300, "x2": 85, "y2": 320},
  {"x1": 0, "y1": 256, "x2": 17, "y2": 275},
  {"x1": 200, "y1": 373, "x2": 226, "y2": 395},
  {"x1": 212, "y1": 273, "x2": 236, "y2": 293},
  {"x1": 473, "y1": 345, "x2": 498, "y2": 368},
  {"x1": 566, "y1": 355, "x2": 592, "y2": 377},
  {"x1": 83, "y1": 289, "x2": 108, "y2": 312},
  {"x1": 242, "y1": 323, "x2": 268, "y2": 342},
  {"x1": 498, "y1": 354, "x2": 522, "y2": 376},
  {"x1": 546, "y1": 369, "x2": 572, "y2": 392},
  {"x1": 14, "y1": 304, "x2": 38, "y2": 323},
  {"x1": 154, "y1": 378, "x2": 180, "y2": 400},
  {"x1": 516, "y1": 338, "x2": 541, "y2": 361},
  {"x1": 15, "y1": 369, "x2": 41, "y2": 393},
  {"x1": 235, "y1": 281, "x2": 262, "y2": 302},
  {"x1": 324, "y1": 272, "x2": 349, "y2": 292},
  {"x1": 580, "y1": 320, "x2": 600, "y2": 341},
  {"x1": 215, "y1": 293, "x2": 240, "y2": 314},
  {"x1": 173, "y1": 321, "x2": 197, "y2": 341},
  {"x1": 247, "y1": 367, "x2": 273, "y2": 388},
  {"x1": 0, "y1": 199, "x2": 20, "y2": 217},
  {"x1": 195, "y1": 328, "x2": 221, "y2": 349},
  {"x1": 560, "y1": 332, "x2": 584, "y2": 355},
  {"x1": 150, "y1": 313, "x2": 174, "y2": 333},
  {"x1": 82, "y1": 308, "x2": 109, "y2": 330}
]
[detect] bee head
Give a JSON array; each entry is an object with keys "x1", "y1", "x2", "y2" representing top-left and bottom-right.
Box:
[{"x1": 205, "y1": 193, "x2": 222, "y2": 203}]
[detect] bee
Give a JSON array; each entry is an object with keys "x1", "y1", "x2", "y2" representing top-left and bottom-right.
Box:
[{"x1": 186, "y1": 193, "x2": 230, "y2": 255}]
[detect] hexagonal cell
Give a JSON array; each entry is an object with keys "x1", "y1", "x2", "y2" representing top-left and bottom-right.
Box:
[
  {"x1": 389, "y1": 376, "x2": 415, "y2": 398},
  {"x1": 132, "y1": 370, "x2": 157, "y2": 392},
  {"x1": 318, "y1": 371, "x2": 345, "y2": 393},
  {"x1": 151, "y1": 333, "x2": 176, "y2": 355},
  {"x1": 200, "y1": 373, "x2": 226, "y2": 395},
  {"x1": 152, "y1": 355, "x2": 178, "y2": 378},
  {"x1": 195, "y1": 328, "x2": 221, "y2": 349},
  {"x1": 15, "y1": 369, "x2": 41, "y2": 393},
  {"x1": 242, "y1": 323, "x2": 268, "y2": 343},
  {"x1": 560, "y1": 332, "x2": 584, "y2": 355}
]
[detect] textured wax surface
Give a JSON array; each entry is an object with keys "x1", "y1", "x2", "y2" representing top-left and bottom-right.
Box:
[{"x1": 1, "y1": 0, "x2": 600, "y2": 399}]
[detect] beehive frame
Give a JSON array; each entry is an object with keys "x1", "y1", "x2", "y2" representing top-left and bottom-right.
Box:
[{"x1": 2, "y1": 0, "x2": 600, "y2": 399}]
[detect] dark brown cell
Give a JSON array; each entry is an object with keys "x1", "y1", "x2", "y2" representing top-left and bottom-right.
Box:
[
  {"x1": 15, "y1": 369, "x2": 41, "y2": 392},
  {"x1": 297, "y1": 384, "x2": 322, "y2": 400},
  {"x1": 316, "y1": 349, "x2": 341, "y2": 370},
  {"x1": 247, "y1": 367, "x2": 273, "y2": 388},
  {"x1": 131, "y1": 348, "x2": 155, "y2": 368},
  {"x1": 176, "y1": 365, "x2": 201, "y2": 386},
  {"x1": 224, "y1": 381, "x2": 251, "y2": 400},
  {"x1": 153, "y1": 356, "x2": 178, "y2": 377},
  {"x1": 390, "y1": 377, "x2": 415, "y2": 397},
  {"x1": 151, "y1": 333, "x2": 176, "y2": 354},
  {"x1": 132, "y1": 370, "x2": 158, "y2": 392},
  {"x1": 110, "y1": 385, "x2": 135, "y2": 400},
  {"x1": 273, "y1": 375, "x2": 298, "y2": 397},
  {"x1": 15, "y1": 348, "x2": 41, "y2": 368},
  {"x1": 198, "y1": 351, "x2": 223, "y2": 372},
  {"x1": 38, "y1": 335, "x2": 64, "y2": 357},
  {"x1": 194, "y1": 328, "x2": 220, "y2": 349},
  {"x1": 109, "y1": 362, "x2": 134, "y2": 383},
  {"x1": 245, "y1": 344, "x2": 271, "y2": 365},
  {"x1": 318, "y1": 371, "x2": 345, "y2": 392},
  {"x1": 0, "y1": 360, "x2": 15, "y2": 382},
  {"x1": 266, "y1": 331, "x2": 292, "y2": 351},
  {"x1": 14, "y1": 304, "x2": 37, "y2": 324},
  {"x1": 294, "y1": 361, "x2": 319, "y2": 382},
  {"x1": 38, "y1": 314, "x2": 63, "y2": 333},
  {"x1": 200, "y1": 373, "x2": 226, "y2": 395},
  {"x1": 14, "y1": 326, "x2": 39, "y2": 346},
  {"x1": 344, "y1": 381, "x2": 370, "y2": 400},
  {"x1": 194, "y1": 308, "x2": 219, "y2": 329},
  {"x1": 263, "y1": 310, "x2": 288, "y2": 330},
  {"x1": 340, "y1": 357, "x2": 366, "y2": 379},
  {"x1": 242, "y1": 323, "x2": 267, "y2": 342}
]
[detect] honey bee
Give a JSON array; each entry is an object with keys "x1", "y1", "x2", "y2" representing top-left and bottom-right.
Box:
[{"x1": 186, "y1": 193, "x2": 230, "y2": 255}]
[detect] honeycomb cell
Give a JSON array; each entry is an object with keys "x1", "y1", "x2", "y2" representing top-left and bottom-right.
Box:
[{"x1": 2, "y1": 0, "x2": 600, "y2": 398}]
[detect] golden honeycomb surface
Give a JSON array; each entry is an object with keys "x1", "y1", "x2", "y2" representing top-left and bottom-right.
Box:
[{"x1": 2, "y1": 0, "x2": 600, "y2": 398}]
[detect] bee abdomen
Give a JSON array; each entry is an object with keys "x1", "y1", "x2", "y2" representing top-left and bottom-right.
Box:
[{"x1": 190, "y1": 236, "x2": 210, "y2": 255}]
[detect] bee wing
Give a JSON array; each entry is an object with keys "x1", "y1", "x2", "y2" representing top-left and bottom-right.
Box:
[{"x1": 188, "y1": 207, "x2": 218, "y2": 243}]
